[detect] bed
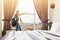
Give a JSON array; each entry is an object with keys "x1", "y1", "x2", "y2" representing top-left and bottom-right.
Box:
[{"x1": 0, "y1": 30, "x2": 60, "y2": 40}]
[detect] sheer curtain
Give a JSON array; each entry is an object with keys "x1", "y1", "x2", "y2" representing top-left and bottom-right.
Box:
[
  {"x1": 33, "y1": 0, "x2": 48, "y2": 30},
  {"x1": 2, "y1": 0, "x2": 18, "y2": 36}
]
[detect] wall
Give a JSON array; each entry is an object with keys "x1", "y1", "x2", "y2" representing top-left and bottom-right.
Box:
[
  {"x1": 53, "y1": 0, "x2": 60, "y2": 22},
  {"x1": 49, "y1": 0, "x2": 54, "y2": 22},
  {"x1": 49, "y1": 0, "x2": 60, "y2": 33},
  {"x1": 0, "y1": 0, "x2": 3, "y2": 38},
  {"x1": 49, "y1": 0, "x2": 60, "y2": 22}
]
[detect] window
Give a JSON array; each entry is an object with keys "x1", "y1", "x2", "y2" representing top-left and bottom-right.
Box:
[{"x1": 16, "y1": 0, "x2": 41, "y2": 24}]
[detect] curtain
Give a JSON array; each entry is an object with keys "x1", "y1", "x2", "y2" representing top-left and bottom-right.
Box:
[
  {"x1": 33, "y1": 0, "x2": 48, "y2": 30},
  {"x1": 2, "y1": 0, "x2": 18, "y2": 36}
]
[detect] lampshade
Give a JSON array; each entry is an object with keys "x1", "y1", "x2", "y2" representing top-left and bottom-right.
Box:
[{"x1": 50, "y1": 3, "x2": 55, "y2": 9}]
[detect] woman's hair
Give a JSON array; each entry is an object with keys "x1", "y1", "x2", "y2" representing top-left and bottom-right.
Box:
[
  {"x1": 14, "y1": 10, "x2": 20, "y2": 22},
  {"x1": 16, "y1": 10, "x2": 19, "y2": 16}
]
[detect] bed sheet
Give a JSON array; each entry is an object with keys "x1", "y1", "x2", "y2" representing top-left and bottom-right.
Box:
[{"x1": 1, "y1": 30, "x2": 60, "y2": 40}]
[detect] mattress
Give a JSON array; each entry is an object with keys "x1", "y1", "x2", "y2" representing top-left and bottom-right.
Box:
[{"x1": 0, "y1": 30, "x2": 60, "y2": 40}]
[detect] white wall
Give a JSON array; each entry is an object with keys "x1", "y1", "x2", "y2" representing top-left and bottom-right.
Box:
[
  {"x1": 52, "y1": 0, "x2": 60, "y2": 22},
  {"x1": 0, "y1": 0, "x2": 2, "y2": 38},
  {"x1": 49, "y1": 0, "x2": 60, "y2": 22},
  {"x1": 49, "y1": 0, "x2": 54, "y2": 22},
  {"x1": 49, "y1": 0, "x2": 60, "y2": 33}
]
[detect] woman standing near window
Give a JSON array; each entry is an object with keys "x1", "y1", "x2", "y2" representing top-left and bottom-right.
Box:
[{"x1": 15, "y1": 10, "x2": 22, "y2": 31}]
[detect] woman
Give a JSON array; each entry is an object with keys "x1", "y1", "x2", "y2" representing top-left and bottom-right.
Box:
[{"x1": 15, "y1": 10, "x2": 22, "y2": 31}]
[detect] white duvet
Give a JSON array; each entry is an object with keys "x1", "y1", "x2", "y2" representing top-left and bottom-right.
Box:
[{"x1": 1, "y1": 30, "x2": 60, "y2": 40}]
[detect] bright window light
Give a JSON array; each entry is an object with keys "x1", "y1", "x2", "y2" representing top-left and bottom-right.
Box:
[{"x1": 16, "y1": 0, "x2": 41, "y2": 23}]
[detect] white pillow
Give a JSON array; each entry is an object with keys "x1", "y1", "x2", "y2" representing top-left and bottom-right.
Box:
[{"x1": 50, "y1": 22, "x2": 60, "y2": 33}]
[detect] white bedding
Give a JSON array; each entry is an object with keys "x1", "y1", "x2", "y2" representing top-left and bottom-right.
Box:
[{"x1": 1, "y1": 30, "x2": 60, "y2": 40}]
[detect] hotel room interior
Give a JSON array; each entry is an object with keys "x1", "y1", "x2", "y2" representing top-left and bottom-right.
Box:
[{"x1": 0, "y1": 0, "x2": 60, "y2": 40}]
